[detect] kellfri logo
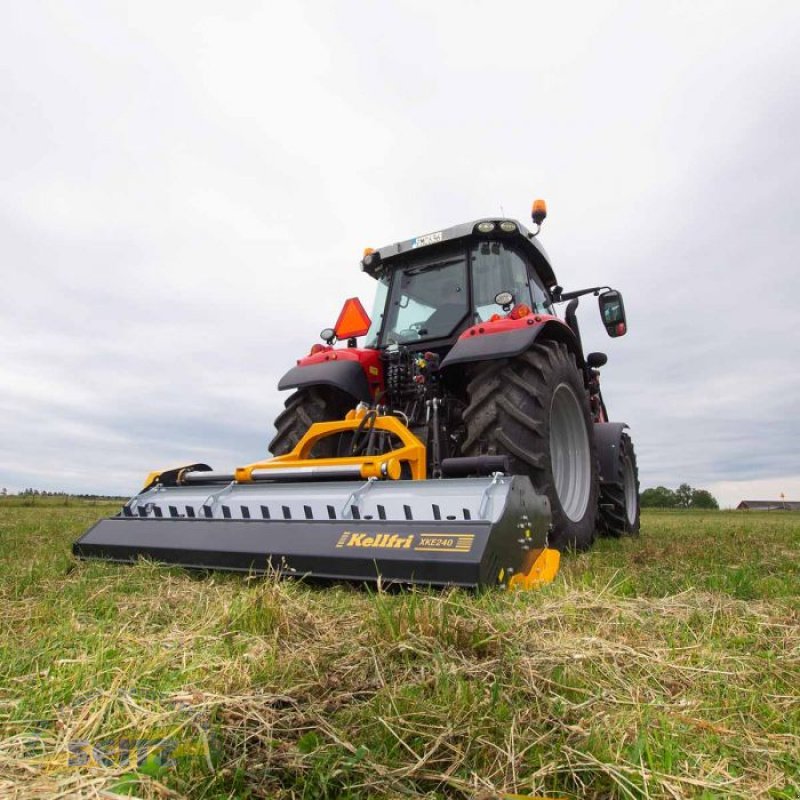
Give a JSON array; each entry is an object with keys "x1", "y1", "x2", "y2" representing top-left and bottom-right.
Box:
[{"x1": 336, "y1": 531, "x2": 414, "y2": 550}]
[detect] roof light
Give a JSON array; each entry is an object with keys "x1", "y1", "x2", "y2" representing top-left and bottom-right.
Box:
[
  {"x1": 476, "y1": 221, "x2": 496, "y2": 233},
  {"x1": 499, "y1": 221, "x2": 517, "y2": 233},
  {"x1": 531, "y1": 199, "x2": 547, "y2": 226},
  {"x1": 362, "y1": 247, "x2": 378, "y2": 268},
  {"x1": 334, "y1": 297, "x2": 371, "y2": 340}
]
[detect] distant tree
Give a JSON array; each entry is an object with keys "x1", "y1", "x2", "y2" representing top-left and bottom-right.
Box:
[
  {"x1": 640, "y1": 486, "x2": 677, "y2": 508},
  {"x1": 675, "y1": 483, "x2": 693, "y2": 509},
  {"x1": 690, "y1": 489, "x2": 719, "y2": 509},
  {"x1": 641, "y1": 484, "x2": 720, "y2": 510}
]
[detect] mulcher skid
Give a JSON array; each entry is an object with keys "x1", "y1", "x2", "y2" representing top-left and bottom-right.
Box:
[{"x1": 74, "y1": 409, "x2": 558, "y2": 589}]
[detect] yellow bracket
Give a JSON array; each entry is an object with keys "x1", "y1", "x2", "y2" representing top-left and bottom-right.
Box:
[
  {"x1": 235, "y1": 407, "x2": 427, "y2": 482},
  {"x1": 508, "y1": 548, "x2": 560, "y2": 590}
]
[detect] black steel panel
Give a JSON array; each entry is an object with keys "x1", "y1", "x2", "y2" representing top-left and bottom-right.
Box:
[
  {"x1": 277, "y1": 361, "x2": 370, "y2": 402},
  {"x1": 74, "y1": 518, "x2": 495, "y2": 587},
  {"x1": 441, "y1": 319, "x2": 583, "y2": 370}
]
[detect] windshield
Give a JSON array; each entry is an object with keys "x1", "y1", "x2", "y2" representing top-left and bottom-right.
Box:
[
  {"x1": 381, "y1": 252, "x2": 469, "y2": 344},
  {"x1": 374, "y1": 241, "x2": 553, "y2": 347}
]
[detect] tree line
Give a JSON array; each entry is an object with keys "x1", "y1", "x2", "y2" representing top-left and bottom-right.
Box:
[
  {"x1": 3, "y1": 489, "x2": 125, "y2": 500},
  {"x1": 640, "y1": 483, "x2": 719, "y2": 509}
]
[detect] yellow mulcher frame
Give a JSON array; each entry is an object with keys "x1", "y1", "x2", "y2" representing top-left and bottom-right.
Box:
[{"x1": 235, "y1": 407, "x2": 427, "y2": 483}]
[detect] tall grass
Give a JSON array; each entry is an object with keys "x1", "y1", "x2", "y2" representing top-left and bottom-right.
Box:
[{"x1": 0, "y1": 503, "x2": 798, "y2": 798}]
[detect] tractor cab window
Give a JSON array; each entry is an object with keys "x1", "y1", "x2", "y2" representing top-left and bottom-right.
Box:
[
  {"x1": 529, "y1": 272, "x2": 551, "y2": 312},
  {"x1": 364, "y1": 275, "x2": 390, "y2": 348},
  {"x1": 471, "y1": 242, "x2": 547, "y2": 320},
  {"x1": 381, "y1": 252, "x2": 469, "y2": 344}
]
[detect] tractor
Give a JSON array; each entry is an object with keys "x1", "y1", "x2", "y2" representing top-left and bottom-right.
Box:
[
  {"x1": 74, "y1": 201, "x2": 639, "y2": 588},
  {"x1": 269, "y1": 201, "x2": 640, "y2": 550}
]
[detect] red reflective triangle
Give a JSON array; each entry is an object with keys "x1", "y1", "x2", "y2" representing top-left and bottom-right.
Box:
[{"x1": 334, "y1": 297, "x2": 371, "y2": 339}]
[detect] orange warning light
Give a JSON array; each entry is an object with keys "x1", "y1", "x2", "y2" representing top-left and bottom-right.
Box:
[
  {"x1": 334, "y1": 297, "x2": 372, "y2": 340},
  {"x1": 532, "y1": 199, "x2": 547, "y2": 226}
]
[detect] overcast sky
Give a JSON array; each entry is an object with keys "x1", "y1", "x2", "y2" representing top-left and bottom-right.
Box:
[{"x1": 1, "y1": 1, "x2": 798, "y2": 508}]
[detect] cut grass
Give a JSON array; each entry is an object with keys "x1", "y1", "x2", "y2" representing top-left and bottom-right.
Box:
[{"x1": 0, "y1": 501, "x2": 798, "y2": 798}]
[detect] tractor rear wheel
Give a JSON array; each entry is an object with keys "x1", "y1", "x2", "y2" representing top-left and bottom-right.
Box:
[
  {"x1": 599, "y1": 432, "x2": 640, "y2": 536},
  {"x1": 269, "y1": 387, "x2": 355, "y2": 457},
  {"x1": 462, "y1": 340, "x2": 599, "y2": 551}
]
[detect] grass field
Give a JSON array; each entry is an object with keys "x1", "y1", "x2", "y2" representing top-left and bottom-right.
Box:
[{"x1": 0, "y1": 500, "x2": 798, "y2": 799}]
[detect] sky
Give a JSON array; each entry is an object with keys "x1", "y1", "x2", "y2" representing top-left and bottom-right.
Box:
[{"x1": 1, "y1": 1, "x2": 798, "y2": 508}]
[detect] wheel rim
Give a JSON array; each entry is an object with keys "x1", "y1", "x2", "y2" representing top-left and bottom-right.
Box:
[
  {"x1": 623, "y1": 452, "x2": 637, "y2": 526},
  {"x1": 549, "y1": 383, "x2": 591, "y2": 522}
]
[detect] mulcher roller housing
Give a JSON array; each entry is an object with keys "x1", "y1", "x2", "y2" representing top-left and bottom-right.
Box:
[{"x1": 74, "y1": 474, "x2": 552, "y2": 589}]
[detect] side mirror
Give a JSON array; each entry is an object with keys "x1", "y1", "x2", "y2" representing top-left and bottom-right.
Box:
[
  {"x1": 598, "y1": 290, "x2": 627, "y2": 337},
  {"x1": 587, "y1": 352, "x2": 608, "y2": 368}
]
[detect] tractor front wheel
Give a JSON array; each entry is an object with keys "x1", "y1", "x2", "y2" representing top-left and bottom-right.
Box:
[
  {"x1": 268, "y1": 387, "x2": 355, "y2": 457},
  {"x1": 462, "y1": 340, "x2": 599, "y2": 551},
  {"x1": 599, "y1": 432, "x2": 641, "y2": 536}
]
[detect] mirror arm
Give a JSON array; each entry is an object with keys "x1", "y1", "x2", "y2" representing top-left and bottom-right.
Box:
[{"x1": 556, "y1": 285, "x2": 612, "y2": 302}]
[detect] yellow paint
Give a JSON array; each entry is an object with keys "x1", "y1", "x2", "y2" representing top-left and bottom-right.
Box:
[
  {"x1": 508, "y1": 548, "x2": 560, "y2": 590},
  {"x1": 143, "y1": 470, "x2": 162, "y2": 489},
  {"x1": 336, "y1": 532, "x2": 414, "y2": 549},
  {"x1": 234, "y1": 409, "x2": 427, "y2": 483}
]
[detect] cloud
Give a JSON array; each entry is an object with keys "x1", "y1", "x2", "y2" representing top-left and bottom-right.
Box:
[{"x1": 1, "y1": 1, "x2": 798, "y2": 508}]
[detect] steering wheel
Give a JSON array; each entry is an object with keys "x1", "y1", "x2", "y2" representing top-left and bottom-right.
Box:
[{"x1": 398, "y1": 322, "x2": 425, "y2": 339}]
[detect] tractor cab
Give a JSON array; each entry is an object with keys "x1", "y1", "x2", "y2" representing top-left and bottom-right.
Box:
[{"x1": 362, "y1": 218, "x2": 557, "y2": 352}]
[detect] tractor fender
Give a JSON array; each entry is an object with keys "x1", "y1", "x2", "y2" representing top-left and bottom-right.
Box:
[
  {"x1": 277, "y1": 360, "x2": 371, "y2": 403},
  {"x1": 440, "y1": 316, "x2": 584, "y2": 370},
  {"x1": 593, "y1": 422, "x2": 630, "y2": 484}
]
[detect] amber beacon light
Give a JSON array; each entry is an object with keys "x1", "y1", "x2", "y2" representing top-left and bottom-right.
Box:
[{"x1": 531, "y1": 198, "x2": 547, "y2": 226}]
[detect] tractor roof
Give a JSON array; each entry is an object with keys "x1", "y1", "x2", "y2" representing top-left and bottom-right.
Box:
[{"x1": 362, "y1": 218, "x2": 558, "y2": 288}]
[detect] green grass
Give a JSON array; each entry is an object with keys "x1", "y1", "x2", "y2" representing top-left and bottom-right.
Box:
[{"x1": 0, "y1": 502, "x2": 798, "y2": 799}]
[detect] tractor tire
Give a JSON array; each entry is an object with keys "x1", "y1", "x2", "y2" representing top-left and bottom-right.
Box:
[
  {"x1": 462, "y1": 340, "x2": 599, "y2": 551},
  {"x1": 599, "y1": 432, "x2": 640, "y2": 537},
  {"x1": 268, "y1": 387, "x2": 355, "y2": 457}
]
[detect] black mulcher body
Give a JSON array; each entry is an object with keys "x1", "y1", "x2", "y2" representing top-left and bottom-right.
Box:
[{"x1": 75, "y1": 200, "x2": 639, "y2": 588}]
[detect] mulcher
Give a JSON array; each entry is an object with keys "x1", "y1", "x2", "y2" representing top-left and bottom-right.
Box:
[{"x1": 74, "y1": 200, "x2": 639, "y2": 589}]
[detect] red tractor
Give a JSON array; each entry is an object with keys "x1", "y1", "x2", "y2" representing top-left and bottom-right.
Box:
[
  {"x1": 75, "y1": 201, "x2": 638, "y2": 587},
  {"x1": 270, "y1": 201, "x2": 640, "y2": 550}
]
